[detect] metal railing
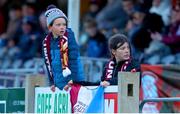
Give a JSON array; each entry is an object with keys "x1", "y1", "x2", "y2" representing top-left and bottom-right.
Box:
[
  {"x1": 0, "y1": 58, "x2": 45, "y2": 87},
  {"x1": 139, "y1": 97, "x2": 180, "y2": 113},
  {"x1": 0, "y1": 57, "x2": 108, "y2": 87}
]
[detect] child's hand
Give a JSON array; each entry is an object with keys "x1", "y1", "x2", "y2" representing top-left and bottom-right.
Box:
[
  {"x1": 63, "y1": 85, "x2": 70, "y2": 91},
  {"x1": 50, "y1": 85, "x2": 56, "y2": 92},
  {"x1": 63, "y1": 80, "x2": 73, "y2": 91},
  {"x1": 100, "y1": 81, "x2": 110, "y2": 87},
  {"x1": 68, "y1": 80, "x2": 73, "y2": 85}
]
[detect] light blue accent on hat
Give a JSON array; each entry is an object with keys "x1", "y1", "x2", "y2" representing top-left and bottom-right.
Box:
[{"x1": 45, "y1": 8, "x2": 68, "y2": 26}]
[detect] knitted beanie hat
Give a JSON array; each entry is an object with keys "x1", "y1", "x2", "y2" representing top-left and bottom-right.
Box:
[{"x1": 45, "y1": 5, "x2": 68, "y2": 26}]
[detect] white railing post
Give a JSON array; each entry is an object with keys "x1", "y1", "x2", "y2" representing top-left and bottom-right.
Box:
[{"x1": 68, "y1": 0, "x2": 80, "y2": 41}]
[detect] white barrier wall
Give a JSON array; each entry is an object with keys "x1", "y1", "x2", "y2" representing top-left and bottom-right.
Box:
[
  {"x1": 34, "y1": 86, "x2": 118, "y2": 113},
  {"x1": 35, "y1": 87, "x2": 71, "y2": 113}
]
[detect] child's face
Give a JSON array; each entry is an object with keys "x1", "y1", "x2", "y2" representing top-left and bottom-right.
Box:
[
  {"x1": 112, "y1": 42, "x2": 130, "y2": 62},
  {"x1": 49, "y1": 18, "x2": 66, "y2": 37}
]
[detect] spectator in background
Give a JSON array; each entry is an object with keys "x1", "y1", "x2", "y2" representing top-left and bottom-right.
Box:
[
  {"x1": 0, "y1": 39, "x2": 19, "y2": 69},
  {"x1": 79, "y1": 0, "x2": 101, "y2": 49},
  {"x1": 96, "y1": 0, "x2": 128, "y2": 37},
  {"x1": 22, "y1": 2, "x2": 38, "y2": 28},
  {"x1": 125, "y1": 7, "x2": 149, "y2": 61},
  {"x1": 0, "y1": 3, "x2": 22, "y2": 42},
  {"x1": 37, "y1": 12, "x2": 48, "y2": 57},
  {"x1": 0, "y1": 3, "x2": 22, "y2": 68},
  {"x1": 126, "y1": 6, "x2": 146, "y2": 43},
  {"x1": 129, "y1": 10, "x2": 164, "y2": 62},
  {"x1": 14, "y1": 16, "x2": 40, "y2": 68},
  {"x1": 22, "y1": 2, "x2": 36, "y2": 18},
  {"x1": 100, "y1": 34, "x2": 140, "y2": 87},
  {"x1": 151, "y1": 3, "x2": 180, "y2": 54},
  {"x1": 83, "y1": 0, "x2": 100, "y2": 20},
  {"x1": 123, "y1": 0, "x2": 142, "y2": 34},
  {"x1": 150, "y1": 0, "x2": 171, "y2": 26},
  {"x1": 122, "y1": 0, "x2": 137, "y2": 16},
  {"x1": 82, "y1": 18, "x2": 108, "y2": 58},
  {"x1": 148, "y1": 3, "x2": 180, "y2": 64}
]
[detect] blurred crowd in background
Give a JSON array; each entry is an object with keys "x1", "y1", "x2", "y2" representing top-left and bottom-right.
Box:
[{"x1": 0, "y1": 0, "x2": 180, "y2": 69}]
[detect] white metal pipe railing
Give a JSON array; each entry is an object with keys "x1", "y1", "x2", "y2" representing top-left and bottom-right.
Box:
[{"x1": 139, "y1": 97, "x2": 180, "y2": 113}]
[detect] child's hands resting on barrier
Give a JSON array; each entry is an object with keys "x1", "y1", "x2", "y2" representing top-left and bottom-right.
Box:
[
  {"x1": 50, "y1": 85, "x2": 56, "y2": 92},
  {"x1": 100, "y1": 81, "x2": 110, "y2": 87},
  {"x1": 63, "y1": 80, "x2": 73, "y2": 91}
]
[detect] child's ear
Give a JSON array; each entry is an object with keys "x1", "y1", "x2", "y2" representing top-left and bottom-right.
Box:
[
  {"x1": 48, "y1": 26, "x2": 52, "y2": 32},
  {"x1": 111, "y1": 49, "x2": 116, "y2": 56}
]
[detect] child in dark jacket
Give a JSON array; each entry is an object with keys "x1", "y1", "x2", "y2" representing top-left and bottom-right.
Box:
[
  {"x1": 42, "y1": 5, "x2": 84, "y2": 91},
  {"x1": 101, "y1": 34, "x2": 140, "y2": 87}
]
